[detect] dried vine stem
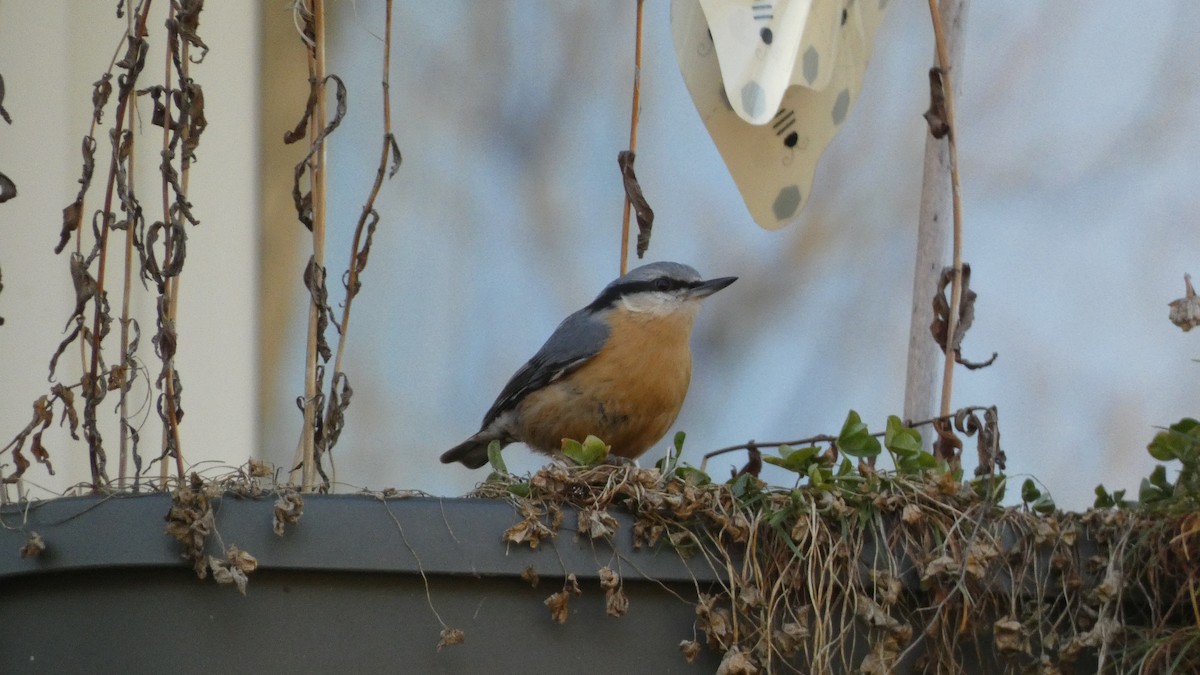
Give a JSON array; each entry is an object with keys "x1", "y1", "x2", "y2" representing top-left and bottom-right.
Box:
[
  {"x1": 323, "y1": 0, "x2": 400, "y2": 470},
  {"x1": 618, "y1": 0, "x2": 645, "y2": 276},
  {"x1": 299, "y1": 0, "x2": 329, "y2": 491},
  {"x1": 928, "y1": 0, "x2": 966, "y2": 417},
  {"x1": 84, "y1": 1, "x2": 155, "y2": 489},
  {"x1": 117, "y1": 4, "x2": 140, "y2": 488}
]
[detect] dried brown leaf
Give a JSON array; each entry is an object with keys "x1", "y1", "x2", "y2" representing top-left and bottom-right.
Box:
[
  {"x1": 993, "y1": 617, "x2": 1028, "y2": 656},
  {"x1": 544, "y1": 590, "x2": 571, "y2": 624},
  {"x1": 273, "y1": 489, "x2": 305, "y2": 537},
  {"x1": 578, "y1": 506, "x2": 618, "y2": 539},
  {"x1": 303, "y1": 256, "x2": 332, "y2": 362},
  {"x1": 599, "y1": 566, "x2": 628, "y2": 617},
  {"x1": 715, "y1": 646, "x2": 758, "y2": 675},
  {"x1": 19, "y1": 532, "x2": 45, "y2": 558},
  {"x1": 923, "y1": 67, "x2": 950, "y2": 139},
  {"x1": 679, "y1": 640, "x2": 701, "y2": 664},
  {"x1": 436, "y1": 627, "x2": 464, "y2": 651},
  {"x1": 930, "y1": 264, "x2": 997, "y2": 369},
  {"x1": 91, "y1": 73, "x2": 112, "y2": 124},
  {"x1": 1168, "y1": 273, "x2": 1200, "y2": 331},
  {"x1": 618, "y1": 150, "x2": 655, "y2": 258},
  {"x1": 520, "y1": 565, "x2": 539, "y2": 588},
  {"x1": 931, "y1": 418, "x2": 961, "y2": 468}
]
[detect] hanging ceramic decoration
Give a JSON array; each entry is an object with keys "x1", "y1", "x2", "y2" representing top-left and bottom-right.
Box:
[{"x1": 672, "y1": 0, "x2": 891, "y2": 229}]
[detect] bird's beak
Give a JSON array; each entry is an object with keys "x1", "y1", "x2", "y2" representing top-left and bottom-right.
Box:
[{"x1": 690, "y1": 276, "x2": 737, "y2": 299}]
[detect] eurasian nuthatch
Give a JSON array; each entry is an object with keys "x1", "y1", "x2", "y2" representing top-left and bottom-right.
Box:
[{"x1": 441, "y1": 261, "x2": 736, "y2": 468}]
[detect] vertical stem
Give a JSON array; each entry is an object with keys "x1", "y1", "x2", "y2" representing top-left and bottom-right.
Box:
[
  {"x1": 165, "y1": 22, "x2": 193, "y2": 483},
  {"x1": 618, "y1": 0, "x2": 644, "y2": 277},
  {"x1": 300, "y1": 0, "x2": 328, "y2": 491},
  {"x1": 928, "y1": 0, "x2": 966, "y2": 418},
  {"x1": 87, "y1": 0, "x2": 154, "y2": 490},
  {"x1": 158, "y1": 1, "x2": 175, "y2": 488},
  {"x1": 330, "y1": 0, "x2": 393, "y2": 384},
  {"x1": 118, "y1": 3, "x2": 138, "y2": 489},
  {"x1": 904, "y1": 0, "x2": 969, "y2": 428}
]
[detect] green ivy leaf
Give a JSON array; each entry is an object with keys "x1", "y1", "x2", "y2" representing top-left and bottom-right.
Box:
[
  {"x1": 1031, "y1": 494, "x2": 1056, "y2": 515},
  {"x1": 1139, "y1": 477, "x2": 1167, "y2": 505},
  {"x1": 673, "y1": 431, "x2": 687, "y2": 453},
  {"x1": 838, "y1": 410, "x2": 881, "y2": 458},
  {"x1": 1148, "y1": 464, "x2": 1173, "y2": 493},
  {"x1": 899, "y1": 451, "x2": 938, "y2": 474},
  {"x1": 1147, "y1": 418, "x2": 1200, "y2": 462},
  {"x1": 970, "y1": 474, "x2": 1006, "y2": 503},
  {"x1": 1094, "y1": 484, "x2": 1114, "y2": 509},
  {"x1": 674, "y1": 465, "x2": 712, "y2": 486},
  {"x1": 562, "y1": 435, "x2": 609, "y2": 466},
  {"x1": 507, "y1": 483, "x2": 531, "y2": 498},
  {"x1": 764, "y1": 444, "x2": 821, "y2": 473},
  {"x1": 486, "y1": 440, "x2": 507, "y2": 474},
  {"x1": 1020, "y1": 478, "x2": 1041, "y2": 504},
  {"x1": 884, "y1": 415, "x2": 922, "y2": 457}
]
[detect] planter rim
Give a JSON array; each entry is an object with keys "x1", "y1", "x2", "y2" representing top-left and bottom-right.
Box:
[{"x1": 0, "y1": 493, "x2": 720, "y2": 583}]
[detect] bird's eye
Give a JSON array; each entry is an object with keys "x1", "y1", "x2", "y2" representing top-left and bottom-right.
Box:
[{"x1": 654, "y1": 278, "x2": 672, "y2": 292}]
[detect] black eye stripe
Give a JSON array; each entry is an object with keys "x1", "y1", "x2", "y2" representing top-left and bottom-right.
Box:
[{"x1": 586, "y1": 278, "x2": 700, "y2": 311}]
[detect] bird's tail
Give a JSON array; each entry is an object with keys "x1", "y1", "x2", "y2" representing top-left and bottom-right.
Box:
[{"x1": 440, "y1": 432, "x2": 503, "y2": 469}]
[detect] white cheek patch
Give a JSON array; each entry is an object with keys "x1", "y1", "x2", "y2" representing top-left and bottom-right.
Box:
[{"x1": 619, "y1": 293, "x2": 702, "y2": 319}]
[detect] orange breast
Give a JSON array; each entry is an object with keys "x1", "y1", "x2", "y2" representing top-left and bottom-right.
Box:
[{"x1": 514, "y1": 309, "x2": 694, "y2": 459}]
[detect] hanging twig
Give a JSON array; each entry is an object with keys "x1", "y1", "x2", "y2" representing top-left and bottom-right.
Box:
[
  {"x1": 618, "y1": 0, "x2": 645, "y2": 276},
  {"x1": 117, "y1": 4, "x2": 140, "y2": 489},
  {"x1": 927, "y1": 0, "x2": 966, "y2": 417},
  {"x1": 323, "y1": 0, "x2": 400, "y2": 478},
  {"x1": 298, "y1": 0, "x2": 329, "y2": 491},
  {"x1": 83, "y1": 1, "x2": 154, "y2": 490}
]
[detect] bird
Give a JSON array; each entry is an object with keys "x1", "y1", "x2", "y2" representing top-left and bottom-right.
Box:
[{"x1": 441, "y1": 261, "x2": 737, "y2": 469}]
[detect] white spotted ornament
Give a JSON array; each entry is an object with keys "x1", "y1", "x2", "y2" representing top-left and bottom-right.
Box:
[{"x1": 671, "y1": 0, "x2": 891, "y2": 229}]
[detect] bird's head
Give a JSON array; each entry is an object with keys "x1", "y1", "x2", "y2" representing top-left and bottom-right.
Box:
[{"x1": 586, "y1": 261, "x2": 737, "y2": 317}]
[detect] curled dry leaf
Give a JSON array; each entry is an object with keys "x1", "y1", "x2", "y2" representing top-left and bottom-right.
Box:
[
  {"x1": 923, "y1": 67, "x2": 950, "y2": 139},
  {"x1": 956, "y1": 405, "x2": 1006, "y2": 475},
  {"x1": 165, "y1": 485, "x2": 214, "y2": 578},
  {"x1": 930, "y1": 264, "x2": 997, "y2": 370},
  {"x1": 503, "y1": 505, "x2": 555, "y2": 549},
  {"x1": 520, "y1": 565, "x2": 539, "y2": 588},
  {"x1": 599, "y1": 566, "x2": 629, "y2": 617},
  {"x1": 930, "y1": 418, "x2": 961, "y2": 468},
  {"x1": 696, "y1": 594, "x2": 733, "y2": 650},
  {"x1": 544, "y1": 590, "x2": 571, "y2": 624},
  {"x1": 578, "y1": 506, "x2": 618, "y2": 539},
  {"x1": 901, "y1": 503, "x2": 924, "y2": 526},
  {"x1": 19, "y1": 532, "x2": 45, "y2": 558},
  {"x1": 57, "y1": 136, "x2": 97, "y2": 254},
  {"x1": 247, "y1": 458, "x2": 271, "y2": 478},
  {"x1": 303, "y1": 257, "x2": 332, "y2": 362},
  {"x1": 715, "y1": 646, "x2": 758, "y2": 675},
  {"x1": 617, "y1": 150, "x2": 655, "y2": 258},
  {"x1": 920, "y1": 555, "x2": 960, "y2": 588},
  {"x1": 436, "y1": 627, "x2": 465, "y2": 651},
  {"x1": 856, "y1": 594, "x2": 899, "y2": 630},
  {"x1": 273, "y1": 489, "x2": 305, "y2": 537},
  {"x1": 993, "y1": 617, "x2": 1027, "y2": 655},
  {"x1": 1168, "y1": 273, "x2": 1200, "y2": 331},
  {"x1": 679, "y1": 640, "x2": 701, "y2": 664}
]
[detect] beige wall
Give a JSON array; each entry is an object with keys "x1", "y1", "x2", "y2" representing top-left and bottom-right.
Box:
[{"x1": 0, "y1": 2, "x2": 259, "y2": 494}]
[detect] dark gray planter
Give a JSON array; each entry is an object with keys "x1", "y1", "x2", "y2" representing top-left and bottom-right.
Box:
[{"x1": 0, "y1": 494, "x2": 721, "y2": 673}]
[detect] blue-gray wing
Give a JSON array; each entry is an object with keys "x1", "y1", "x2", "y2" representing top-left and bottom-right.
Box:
[{"x1": 480, "y1": 307, "x2": 611, "y2": 429}]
